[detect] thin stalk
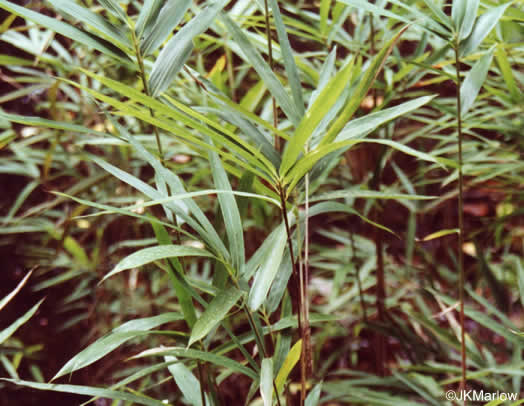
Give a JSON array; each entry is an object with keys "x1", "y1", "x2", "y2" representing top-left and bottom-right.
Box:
[
  {"x1": 303, "y1": 173, "x2": 311, "y2": 379},
  {"x1": 374, "y1": 211, "x2": 386, "y2": 377},
  {"x1": 131, "y1": 29, "x2": 163, "y2": 158},
  {"x1": 454, "y1": 41, "x2": 467, "y2": 397},
  {"x1": 277, "y1": 184, "x2": 308, "y2": 405},
  {"x1": 263, "y1": 0, "x2": 280, "y2": 150},
  {"x1": 370, "y1": 13, "x2": 377, "y2": 108},
  {"x1": 369, "y1": 16, "x2": 386, "y2": 376},
  {"x1": 224, "y1": 35, "x2": 236, "y2": 103},
  {"x1": 244, "y1": 308, "x2": 282, "y2": 406},
  {"x1": 350, "y1": 231, "x2": 367, "y2": 321}
]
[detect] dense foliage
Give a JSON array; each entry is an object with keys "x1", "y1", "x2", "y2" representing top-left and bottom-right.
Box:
[{"x1": 0, "y1": 0, "x2": 523, "y2": 405}]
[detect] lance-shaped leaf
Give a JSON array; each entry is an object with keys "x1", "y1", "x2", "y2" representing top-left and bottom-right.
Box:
[
  {"x1": 335, "y1": 95, "x2": 436, "y2": 142},
  {"x1": 189, "y1": 286, "x2": 243, "y2": 346},
  {"x1": 0, "y1": 299, "x2": 43, "y2": 345},
  {"x1": 97, "y1": 0, "x2": 128, "y2": 22},
  {"x1": 319, "y1": 25, "x2": 409, "y2": 147},
  {"x1": 136, "y1": 0, "x2": 165, "y2": 38},
  {"x1": 421, "y1": 0, "x2": 453, "y2": 31},
  {"x1": 305, "y1": 382, "x2": 323, "y2": 406},
  {"x1": 106, "y1": 122, "x2": 231, "y2": 259},
  {"x1": 91, "y1": 156, "x2": 229, "y2": 258},
  {"x1": 149, "y1": 0, "x2": 228, "y2": 96},
  {"x1": 338, "y1": 0, "x2": 449, "y2": 36},
  {"x1": 495, "y1": 46, "x2": 520, "y2": 102},
  {"x1": 260, "y1": 358, "x2": 274, "y2": 406},
  {"x1": 451, "y1": 0, "x2": 467, "y2": 32},
  {"x1": 208, "y1": 143, "x2": 245, "y2": 273},
  {"x1": 221, "y1": 12, "x2": 301, "y2": 126},
  {"x1": 458, "y1": 0, "x2": 479, "y2": 40},
  {"x1": 280, "y1": 57, "x2": 356, "y2": 176},
  {"x1": 275, "y1": 339, "x2": 302, "y2": 393},
  {"x1": 140, "y1": 0, "x2": 191, "y2": 56},
  {"x1": 460, "y1": 48, "x2": 494, "y2": 115},
  {"x1": 132, "y1": 346, "x2": 257, "y2": 380},
  {"x1": 151, "y1": 221, "x2": 197, "y2": 328},
  {"x1": 268, "y1": 0, "x2": 304, "y2": 116},
  {"x1": 103, "y1": 245, "x2": 214, "y2": 282},
  {"x1": 515, "y1": 258, "x2": 524, "y2": 306},
  {"x1": 0, "y1": 0, "x2": 129, "y2": 63},
  {"x1": 0, "y1": 270, "x2": 32, "y2": 312},
  {"x1": 248, "y1": 223, "x2": 287, "y2": 311},
  {"x1": 53, "y1": 313, "x2": 183, "y2": 380},
  {"x1": 460, "y1": 3, "x2": 510, "y2": 56},
  {"x1": 285, "y1": 137, "x2": 445, "y2": 193},
  {"x1": 0, "y1": 380, "x2": 166, "y2": 406},
  {"x1": 48, "y1": 0, "x2": 131, "y2": 48},
  {"x1": 165, "y1": 355, "x2": 203, "y2": 406}
]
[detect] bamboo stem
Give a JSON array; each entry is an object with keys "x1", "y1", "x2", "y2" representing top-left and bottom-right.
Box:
[
  {"x1": 263, "y1": 0, "x2": 280, "y2": 150},
  {"x1": 278, "y1": 185, "x2": 309, "y2": 405},
  {"x1": 131, "y1": 29, "x2": 163, "y2": 158},
  {"x1": 454, "y1": 41, "x2": 467, "y2": 400}
]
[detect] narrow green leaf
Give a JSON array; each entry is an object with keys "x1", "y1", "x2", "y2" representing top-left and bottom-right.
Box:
[
  {"x1": 91, "y1": 155, "x2": 229, "y2": 258},
  {"x1": 0, "y1": 299, "x2": 43, "y2": 345},
  {"x1": 149, "y1": 0, "x2": 228, "y2": 96},
  {"x1": 320, "y1": 25, "x2": 409, "y2": 146},
  {"x1": 516, "y1": 258, "x2": 524, "y2": 306},
  {"x1": 268, "y1": 0, "x2": 305, "y2": 116},
  {"x1": 451, "y1": 0, "x2": 467, "y2": 32},
  {"x1": 0, "y1": 0, "x2": 129, "y2": 63},
  {"x1": 460, "y1": 3, "x2": 510, "y2": 56},
  {"x1": 208, "y1": 144, "x2": 245, "y2": 273},
  {"x1": 0, "y1": 270, "x2": 32, "y2": 312},
  {"x1": 338, "y1": 0, "x2": 449, "y2": 36},
  {"x1": 189, "y1": 286, "x2": 243, "y2": 347},
  {"x1": 151, "y1": 221, "x2": 197, "y2": 328},
  {"x1": 104, "y1": 245, "x2": 214, "y2": 282},
  {"x1": 335, "y1": 95, "x2": 436, "y2": 142},
  {"x1": 421, "y1": 0, "x2": 453, "y2": 30},
  {"x1": 286, "y1": 137, "x2": 443, "y2": 193},
  {"x1": 132, "y1": 346, "x2": 258, "y2": 380},
  {"x1": 80, "y1": 71, "x2": 275, "y2": 179},
  {"x1": 460, "y1": 48, "x2": 494, "y2": 115},
  {"x1": 221, "y1": 12, "x2": 301, "y2": 125},
  {"x1": 320, "y1": 0, "x2": 330, "y2": 34},
  {"x1": 418, "y1": 228, "x2": 459, "y2": 242},
  {"x1": 280, "y1": 56, "x2": 355, "y2": 176},
  {"x1": 275, "y1": 339, "x2": 302, "y2": 393},
  {"x1": 136, "y1": 0, "x2": 165, "y2": 38},
  {"x1": 336, "y1": 0, "x2": 412, "y2": 26},
  {"x1": 106, "y1": 125, "x2": 230, "y2": 259},
  {"x1": 0, "y1": 111, "x2": 108, "y2": 137},
  {"x1": 140, "y1": 0, "x2": 191, "y2": 56},
  {"x1": 305, "y1": 382, "x2": 323, "y2": 406},
  {"x1": 386, "y1": 0, "x2": 452, "y2": 36},
  {"x1": 53, "y1": 313, "x2": 183, "y2": 380},
  {"x1": 304, "y1": 201, "x2": 397, "y2": 236},
  {"x1": 459, "y1": 0, "x2": 479, "y2": 39},
  {"x1": 48, "y1": 0, "x2": 130, "y2": 48},
  {"x1": 97, "y1": 0, "x2": 128, "y2": 22},
  {"x1": 248, "y1": 223, "x2": 287, "y2": 311},
  {"x1": 0, "y1": 379, "x2": 166, "y2": 406},
  {"x1": 495, "y1": 45, "x2": 520, "y2": 101},
  {"x1": 165, "y1": 355, "x2": 203, "y2": 406},
  {"x1": 260, "y1": 358, "x2": 274, "y2": 406}
]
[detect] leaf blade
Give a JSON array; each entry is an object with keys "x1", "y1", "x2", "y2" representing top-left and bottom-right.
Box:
[
  {"x1": 104, "y1": 245, "x2": 214, "y2": 282},
  {"x1": 189, "y1": 286, "x2": 243, "y2": 347},
  {"x1": 460, "y1": 48, "x2": 494, "y2": 115},
  {"x1": 53, "y1": 313, "x2": 183, "y2": 380}
]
